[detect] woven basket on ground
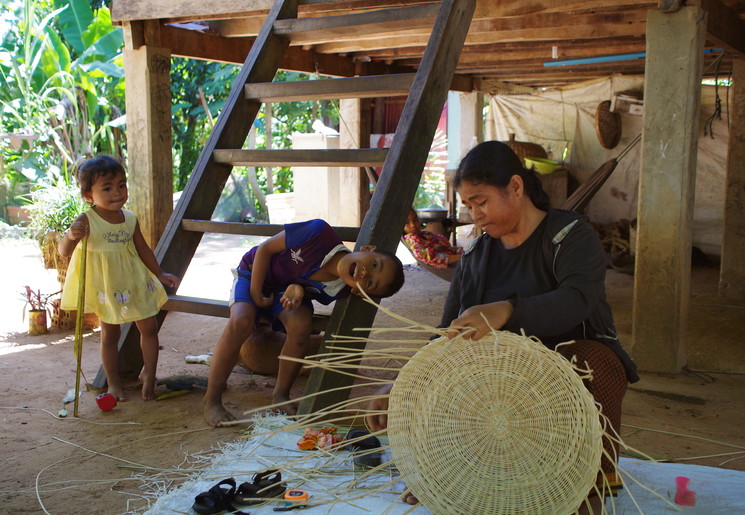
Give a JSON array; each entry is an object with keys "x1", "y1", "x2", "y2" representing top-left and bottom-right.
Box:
[
  {"x1": 387, "y1": 331, "x2": 602, "y2": 514},
  {"x1": 502, "y1": 133, "x2": 548, "y2": 163}
]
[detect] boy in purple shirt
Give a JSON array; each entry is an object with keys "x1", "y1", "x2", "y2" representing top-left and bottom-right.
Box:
[{"x1": 204, "y1": 219, "x2": 405, "y2": 426}]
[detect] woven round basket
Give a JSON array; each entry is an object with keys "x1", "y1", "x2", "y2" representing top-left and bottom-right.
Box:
[
  {"x1": 595, "y1": 100, "x2": 621, "y2": 149},
  {"x1": 387, "y1": 331, "x2": 602, "y2": 514}
]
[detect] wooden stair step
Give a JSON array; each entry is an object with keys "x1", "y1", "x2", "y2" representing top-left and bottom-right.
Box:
[
  {"x1": 245, "y1": 73, "x2": 415, "y2": 102},
  {"x1": 165, "y1": 295, "x2": 330, "y2": 331},
  {"x1": 180, "y1": 219, "x2": 360, "y2": 241},
  {"x1": 212, "y1": 148, "x2": 387, "y2": 167},
  {"x1": 273, "y1": 3, "x2": 439, "y2": 43}
]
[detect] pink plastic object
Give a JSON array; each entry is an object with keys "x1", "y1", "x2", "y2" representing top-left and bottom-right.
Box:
[
  {"x1": 96, "y1": 392, "x2": 117, "y2": 411},
  {"x1": 675, "y1": 476, "x2": 696, "y2": 507}
]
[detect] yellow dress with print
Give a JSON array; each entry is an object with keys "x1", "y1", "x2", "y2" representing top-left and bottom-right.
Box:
[{"x1": 61, "y1": 208, "x2": 167, "y2": 324}]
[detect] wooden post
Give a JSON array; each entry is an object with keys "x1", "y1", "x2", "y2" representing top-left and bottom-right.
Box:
[
  {"x1": 457, "y1": 90, "x2": 483, "y2": 160},
  {"x1": 631, "y1": 6, "x2": 706, "y2": 372},
  {"x1": 719, "y1": 57, "x2": 745, "y2": 302},
  {"x1": 338, "y1": 97, "x2": 371, "y2": 226},
  {"x1": 123, "y1": 22, "x2": 173, "y2": 248}
]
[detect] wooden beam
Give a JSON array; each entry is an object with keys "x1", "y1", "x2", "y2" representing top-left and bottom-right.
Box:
[
  {"x1": 719, "y1": 56, "x2": 745, "y2": 301},
  {"x1": 244, "y1": 73, "x2": 415, "y2": 101},
  {"x1": 160, "y1": 24, "x2": 409, "y2": 77},
  {"x1": 180, "y1": 219, "x2": 361, "y2": 240},
  {"x1": 632, "y1": 5, "x2": 707, "y2": 373},
  {"x1": 213, "y1": 148, "x2": 388, "y2": 166},
  {"x1": 164, "y1": 295, "x2": 331, "y2": 330},
  {"x1": 696, "y1": 0, "x2": 745, "y2": 54},
  {"x1": 311, "y1": 14, "x2": 647, "y2": 53},
  {"x1": 273, "y1": 3, "x2": 438, "y2": 43},
  {"x1": 112, "y1": 0, "x2": 654, "y2": 23}
]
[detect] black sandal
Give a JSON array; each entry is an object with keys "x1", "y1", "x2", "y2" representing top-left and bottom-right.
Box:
[
  {"x1": 234, "y1": 469, "x2": 287, "y2": 505},
  {"x1": 192, "y1": 477, "x2": 238, "y2": 514},
  {"x1": 344, "y1": 429, "x2": 382, "y2": 468}
]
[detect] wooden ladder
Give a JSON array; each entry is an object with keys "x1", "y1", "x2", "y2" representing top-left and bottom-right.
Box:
[{"x1": 93, "y1": 0, "x2": 476, "y2": 413}]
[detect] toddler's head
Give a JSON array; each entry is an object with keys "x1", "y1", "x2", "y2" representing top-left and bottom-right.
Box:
[
  {"x1": 76, "y1": 155, "x2": 126, "y2": 203},
  {"x1": 403, "y1": 209, "x2": 422, "y2": 235}
]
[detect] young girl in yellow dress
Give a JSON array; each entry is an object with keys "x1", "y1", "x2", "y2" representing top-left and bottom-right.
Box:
[{"x1": 59, "y1": 156, "x2": 180, "y2": 401}]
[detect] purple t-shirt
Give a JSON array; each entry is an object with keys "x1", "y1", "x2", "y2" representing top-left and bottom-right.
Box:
[{"x1": 238, "y1": 219, "x2": 350, "y2": 305}]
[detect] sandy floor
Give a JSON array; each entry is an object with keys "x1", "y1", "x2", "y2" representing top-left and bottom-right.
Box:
[{"x1": 1, "y1": 235, "x2": 744, "y2": 514}]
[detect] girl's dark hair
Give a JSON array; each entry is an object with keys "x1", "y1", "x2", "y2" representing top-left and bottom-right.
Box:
[
  {"x1": 454, "y1": 141, "x2": 551, "y2": 211},
  {"x1": 76, "y1": 155, "x2": 126, "y2": 199}
]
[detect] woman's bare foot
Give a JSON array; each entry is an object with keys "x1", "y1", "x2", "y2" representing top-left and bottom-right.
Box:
[
  {"x1": 141, "y1": 375, "x2": 156, "y2": 401},
  {"x1": 204, "y1": 400, "x2": 237, "y2": 427}
]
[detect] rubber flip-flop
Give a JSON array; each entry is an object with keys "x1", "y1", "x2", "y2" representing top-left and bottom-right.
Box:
[
  {"x1": 344, "y1": 429, "x2": 382, "y2": 468},
  {"x1": 192, "y1": 477, "x2": 238, "y2": 514},
  {"x1": 234, "y1": 469, "x2": 287, "y2": 505}
]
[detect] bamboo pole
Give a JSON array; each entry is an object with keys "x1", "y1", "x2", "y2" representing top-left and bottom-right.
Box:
[{"x1": 73, "y1": 236, "x2": 88, "y2": 417}]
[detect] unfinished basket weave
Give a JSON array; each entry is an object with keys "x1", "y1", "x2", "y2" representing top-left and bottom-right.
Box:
[{"x1": 387, "y1": 331, "x2": 602, "y2": 514}]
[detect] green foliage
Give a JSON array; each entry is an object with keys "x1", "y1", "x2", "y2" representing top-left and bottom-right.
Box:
[
  {"x1": 0, "y1": 0, "x2": 124, "y2": 196},
  {"x1": 23, "y1": 169, "x2": 85, "y2": 244},
  {"x1": 414, "y1": 128, "x2": 448, "y2": 209},
  {"x1": 170, "y1": 57, "x2": 239, "y2": 191}
]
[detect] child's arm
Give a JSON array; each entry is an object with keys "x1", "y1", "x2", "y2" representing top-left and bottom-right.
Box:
[
  {"x1": 249, "y1": 231, "x2": 287, "y2": 308},
  {"x1": 58, "y1": 213, "x2": 89, "y2": 258},
  {"x1": 132, "y1": 221, "x2": 181, "y2": 289}
]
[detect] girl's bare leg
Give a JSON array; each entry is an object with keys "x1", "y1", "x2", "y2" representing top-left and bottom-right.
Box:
[
  {"x1": 135, "y1": 316, "x2": 160, "y2": 400},
  {"x1": 274, "y1": 307, "x2": 313, "y2": 415},
  {"x1": 204, "y1": 302, "x2": 257, "y2": 426},
  {"x1": 100, "y1": 321, "x2": 124, "y2": 401}
]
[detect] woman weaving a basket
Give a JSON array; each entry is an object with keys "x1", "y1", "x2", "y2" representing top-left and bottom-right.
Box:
[{"x1": 367, "y1": 141, "x2": 639, "y2": 513}]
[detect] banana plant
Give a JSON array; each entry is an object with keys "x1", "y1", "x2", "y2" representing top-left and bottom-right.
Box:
[{"x1": 0, "y1": 0, "x2": 124, "y2": 185}]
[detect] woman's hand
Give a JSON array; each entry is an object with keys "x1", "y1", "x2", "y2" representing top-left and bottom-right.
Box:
[
  {"x1": 158, "y1": 272, "x2": 181, "y2": 289},
  {"x1": 365, "y1": 384, "x2": 393, "y2": 431},
  {"x1": 446, "y1": 301, "x2": 514, "y2": 340},
  {"x1": 280, "y1": 284, "x2": 304, "y2": 311}
]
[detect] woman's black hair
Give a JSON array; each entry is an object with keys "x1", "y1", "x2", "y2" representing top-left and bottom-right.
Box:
[
  {"x1": 454, "y1": 140, "x2": 551, "y2": 211},
  {"x1": 75, "y1": 155, "x2": 126, "y2": 200}
]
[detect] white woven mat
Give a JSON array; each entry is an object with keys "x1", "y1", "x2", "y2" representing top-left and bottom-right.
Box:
[{"x1": 140, "y1": 416, "x2": 745, "y2": 514}]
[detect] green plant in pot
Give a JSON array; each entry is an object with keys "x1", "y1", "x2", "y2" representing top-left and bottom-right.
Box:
[
  {"x1": 24, "y1": 175, "x2": 85, "y2": 281},
  {"x1": 21, "y1": 285, "x2": 59, "y2": 335}
]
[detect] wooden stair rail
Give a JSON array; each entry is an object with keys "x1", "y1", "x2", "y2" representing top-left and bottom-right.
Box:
[
  {"x1": 164, "y1": 295, "x2": 330, "y2": 332},
  {"x1": 244, "y1": 73, "x2": 416, "y2": 102},
  {"x1": 180, "y1": 220, "x2": 360, "y2": 241},
  {"x1": 212, "y1": 148, "x2": 388, "y2": 167}
]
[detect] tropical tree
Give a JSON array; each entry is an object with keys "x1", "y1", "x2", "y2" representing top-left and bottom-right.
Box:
[{"x1": 0, "y1": 0, "x2": 124, "y2": 188}]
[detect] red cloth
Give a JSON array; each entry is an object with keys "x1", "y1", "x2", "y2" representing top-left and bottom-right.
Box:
[{"x1": 403, "y1": 231, "x2": 462, "y2": 269}]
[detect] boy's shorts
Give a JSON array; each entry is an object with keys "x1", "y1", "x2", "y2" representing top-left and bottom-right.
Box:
[{"x1": 229, "y1": 269, "x2": 314, "y2": 328}]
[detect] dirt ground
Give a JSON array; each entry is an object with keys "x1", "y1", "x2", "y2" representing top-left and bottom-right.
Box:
[{"x1": 1, "y1": 234, "x2": 744, "y2": 514}]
